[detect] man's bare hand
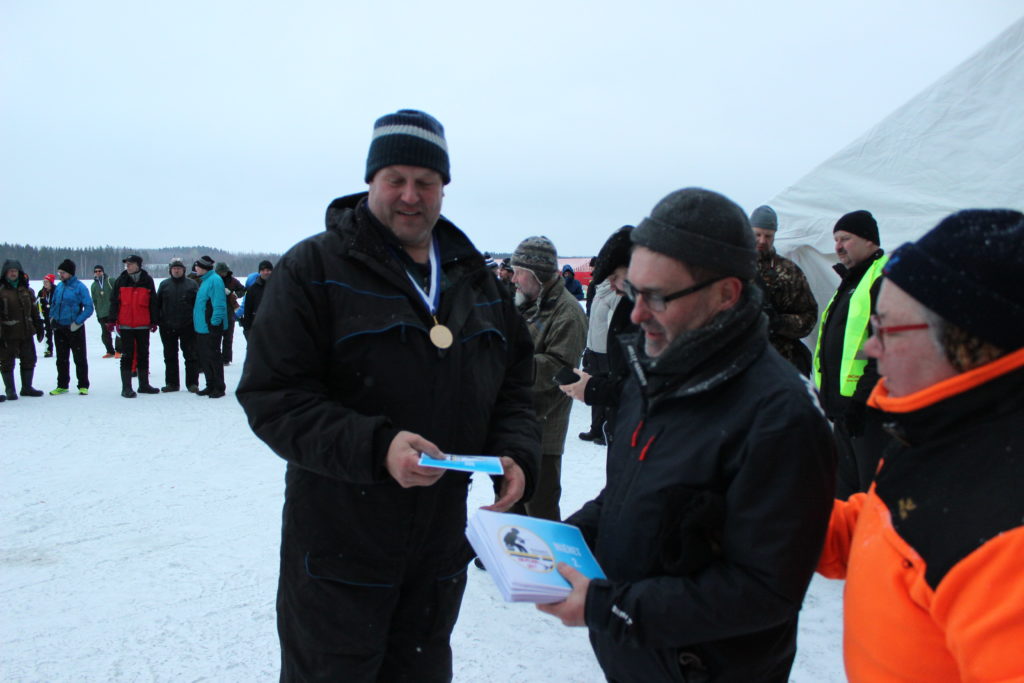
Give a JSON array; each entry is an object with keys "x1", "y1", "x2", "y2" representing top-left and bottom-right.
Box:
[
  {"x1": 385, "y1": 431, "x2": 446, "y2": 488},
  {"x1": 481, "y1": 456, "x2": 525, "y2": 512},
  {"x1": 536, "y1": 563, "x2": 590, "y2": 626},
  {"x1": 559, "y1": 369, "x2": 590, "y2": 402}
]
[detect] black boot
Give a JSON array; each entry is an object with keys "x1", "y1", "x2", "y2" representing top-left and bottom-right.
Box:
[
  {"x1": 20, "y1": 368, "x2": 43, "y2": 397},
  {"x1": 137, "y1": 374, "x2": 160, "y2": 394},
  {"x1": 2, "y1": 368, "x2": 17, "y2": 400},
  {"x1": 121, "y1": 370, "x2": 137, "y2": 398}
]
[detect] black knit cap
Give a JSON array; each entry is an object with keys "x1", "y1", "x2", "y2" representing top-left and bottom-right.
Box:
[
  {"x1": 122, "y1": 254, "x2": 143, "y2": 265},
  {"x1": 58, "y1": 259, "x2": 76, "y2": 275},
  {"x1": 365, "y1": 109, "x2": 450, "y2": 185},
  {"x1": 834, "y1": 210, "x2": 880, "y2": 245},
  {"x1": 884, "y1": 209, "x2": 1024, "y2": 350},
  {"x1": 194, "y1": 255, "x2": 215, "y2": 271},
  {"x1": 591, "y1": 225, "x2": 634, "y2": 285},
  {"x1": 632, "y1": 188, "x2": 756, "y2": 280},
  {"x1": 258, "y1": 260, "x2": 274, "y2": 271}
]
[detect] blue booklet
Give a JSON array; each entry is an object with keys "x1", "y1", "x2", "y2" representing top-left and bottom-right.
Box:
[
  {"x1": 419, "y1": 453, "x2": 504, "y2": 475},
  {"x1": 466, "y1": 509, "x2": 606, "y2": 603}
]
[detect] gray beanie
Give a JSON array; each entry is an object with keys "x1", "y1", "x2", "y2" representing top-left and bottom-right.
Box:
[
  {"x1": 749, "y1": 205, "x2": 778, "y2": 231},
  {"x1": 632, "y1": 188, "x2": 756, "y2": 280},
  {"x1": 511, "y1": 236, "x2": 559, "y2": 283}
]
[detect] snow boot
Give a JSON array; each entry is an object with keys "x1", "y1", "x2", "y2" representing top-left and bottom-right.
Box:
[
  {"x1": 121, "y1": 370, "x2": 137, "y2": 399},
  {"x1": 20, "y1": 368, "x2": 43, "y2": 397},
  {"x1": 2, "y1": 368, "x2": 17, "y2": 400},
  {"x1": 137, "y1": 374, "x2": 159, "y2": 395}
]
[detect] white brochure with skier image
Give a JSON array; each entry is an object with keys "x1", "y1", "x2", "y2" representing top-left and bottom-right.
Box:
[{"x1": 466, "y1": 509, "x2": 606, "y2": 603}]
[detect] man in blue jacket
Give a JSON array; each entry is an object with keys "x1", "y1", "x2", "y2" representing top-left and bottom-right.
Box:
[
  {"x1": 192, "y1": 255, "x2": 227, "y2": 398},
  {"x1": 48, "y1": 259, "x2": 94, "y2": 395}
]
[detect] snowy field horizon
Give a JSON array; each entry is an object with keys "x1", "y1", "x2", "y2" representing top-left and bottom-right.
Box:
[{"x1": 2, "y1": 320, "x2": 845, "y2": 681}]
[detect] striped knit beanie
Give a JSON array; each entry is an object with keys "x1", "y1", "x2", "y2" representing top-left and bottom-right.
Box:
[
  {"x1": 365, "y1": 109, "x2": 450, "y2": 184},
  {"x1": 511, "y1": 236, "x2": 559, "y2": 283}
]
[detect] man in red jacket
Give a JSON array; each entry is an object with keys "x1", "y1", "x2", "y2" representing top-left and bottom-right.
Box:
[{"x1": 108, "y1": 254, "x2": 160, "y2": 398}]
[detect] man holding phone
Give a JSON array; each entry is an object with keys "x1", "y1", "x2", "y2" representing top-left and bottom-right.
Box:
[{"x1": 510, "y1": 235, "x2": 588, "y2": 521}]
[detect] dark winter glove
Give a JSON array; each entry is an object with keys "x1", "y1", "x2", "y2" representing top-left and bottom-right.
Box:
[
  {"x1": 36, "y1": 329, "x2": 44, "y2": 343},
  {"x1": 149, "y1": 324, "x2": 158, "y2": 333},
  {"x1": 106, "y1": 322, "x2": 117, "y2": 334}
]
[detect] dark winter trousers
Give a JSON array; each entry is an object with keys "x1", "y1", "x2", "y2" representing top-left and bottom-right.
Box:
[
  {"x1": 221, "y1": 316, "x2": 236, "y2": 364},
  {"x1": 120, "y1": 328, "x2": 153, "y2": 387},
  {"x1": 160, "y1": 325, "x2": 199, "y2": 389},
  {"x1": 97, "y1": 316, "x2": 115, "y2": 354},
  {"x1": 582, "y1": 349, "x2": 610, "y2": 436},
  {"x1": 277, "y1": 541, "x2": 467, "y2": 682},
  {"x1": 512, "y1": 453, "x2": 562, "y2": 522},
  {"x1": 834, "y1": 412, "x2": 889, "y2": 500},
  {"x1": 43, "y1": 318, "x2": 54, "y2": 354},
  {"x1": 53, "y1": 325, "x2": 89, "y2": 389},
  {"x1": 1, "y1": 337, "x2": 37, "y2": 394},
  {"x1": 197, "y1": 330, "x2": 225, "y2": 393}
]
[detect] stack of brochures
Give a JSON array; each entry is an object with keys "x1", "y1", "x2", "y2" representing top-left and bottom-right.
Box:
[{"x1": 466, "y1": 509, "x2": 606, "y2": 604}]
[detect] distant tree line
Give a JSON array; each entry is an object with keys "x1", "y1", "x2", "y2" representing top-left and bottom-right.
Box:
[{"x1": 0, "y1": 243, "x2": 281, "y2": 280}]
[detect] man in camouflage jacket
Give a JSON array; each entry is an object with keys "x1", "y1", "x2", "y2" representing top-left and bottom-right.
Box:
[{"x1": 750, "y1": 205, "x2": 817, "y2": 375}]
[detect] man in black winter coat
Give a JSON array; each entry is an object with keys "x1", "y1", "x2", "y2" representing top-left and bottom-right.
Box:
[
  {"x1": 156, "y1": 257, "x2": 199, "y2": 392},
  {"x1": 236, "y1": 109, "x2": 540, "y2": 682},
  {"x1": 539, "y1": 188, "x2": 835, "y2": 683},
  {"x1": 239, "y1": 260, "x2": 273, "y2": 341}
]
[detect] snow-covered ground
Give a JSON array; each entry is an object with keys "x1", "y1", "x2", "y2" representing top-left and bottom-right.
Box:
[{"x1": 1, "y1": 323, "x2": 845, "y2": 681}]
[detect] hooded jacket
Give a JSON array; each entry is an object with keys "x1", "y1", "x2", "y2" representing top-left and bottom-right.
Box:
[
  {"x1": 1, "y1": 260, "x2": 44, "y2": 341},
  {"x1": 518, "y1": 275, "x2": 588, "y2": 454},
  {"x1": 568, "y1": 287, "x2": 835, "y2": 682},
  {"x1": 236, "y1": 193, "x2": 540, "y2": 597},
  {"x1": 818, "y1": 348, "x2": 1024, "y2": 682},
  {"x1": 49, "y1": 275, "x2": 94, "y2": 327},
  {"x1": 157, "y1": 274, "x2": 198, "y2": 330},
  {"x1": 193, "y1": 270, "x2": 227, "y2": 333}
]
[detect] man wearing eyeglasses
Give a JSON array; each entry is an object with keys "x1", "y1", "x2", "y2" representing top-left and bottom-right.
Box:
[
  {"x1": 538, "y1": 188, "x2": 835, "y2": 682},
  {"x1": 817, "y1": 209, "x2": 1024, "y2": 681}
]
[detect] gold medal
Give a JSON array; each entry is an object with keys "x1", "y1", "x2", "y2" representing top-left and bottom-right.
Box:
[{"x1": 430, "y1": 322, "x2": 454, "y2": 349}]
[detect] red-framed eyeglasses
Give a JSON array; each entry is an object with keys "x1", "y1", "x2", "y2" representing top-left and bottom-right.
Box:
[{"x1": 869, "y1": 315, "x2": 930, "y2": 349}]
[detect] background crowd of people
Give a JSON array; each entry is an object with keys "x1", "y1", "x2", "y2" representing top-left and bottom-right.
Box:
[{"x1": 0, "y1": 255, "x2": 274, "y2": 402}]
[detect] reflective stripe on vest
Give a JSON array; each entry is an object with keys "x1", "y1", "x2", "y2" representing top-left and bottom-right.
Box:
[{"x1": 814, "y1": 254, "x2": 888, "y2": 396}]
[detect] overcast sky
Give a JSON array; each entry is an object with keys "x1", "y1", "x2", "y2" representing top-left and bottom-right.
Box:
[{"x1": 2, "y1": 1, "x2": 1020, "y2": 257}]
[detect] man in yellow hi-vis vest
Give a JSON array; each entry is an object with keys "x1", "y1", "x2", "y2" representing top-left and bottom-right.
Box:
[{"x1": 813, "y1": 210, "x2": 887, "y2": 498}]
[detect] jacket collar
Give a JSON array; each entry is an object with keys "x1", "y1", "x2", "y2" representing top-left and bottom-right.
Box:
[
  {"x1": 833, "y1": 248, "x2": 885, "y2": 281},
  {"x1": 623, "y1": 284, "x2": 768, "y2": 404},
  {"x1": 869, "y1": 347, "x2": 1024, "y2": 446}
]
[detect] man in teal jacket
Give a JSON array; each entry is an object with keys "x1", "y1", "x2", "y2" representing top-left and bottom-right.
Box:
[
  {"x1": 192, "y1": 255, "x2": 227, "y2": 398},
  {"x1": 48, "y1": 259, "x2": 94, "y2": 395}
]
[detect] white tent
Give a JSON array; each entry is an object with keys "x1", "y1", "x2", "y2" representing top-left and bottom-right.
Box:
[{"x1": 770, "y1": 16, "x2": 1024, "y2": 323}]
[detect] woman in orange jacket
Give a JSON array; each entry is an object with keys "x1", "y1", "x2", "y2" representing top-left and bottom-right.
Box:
[{"x1": 817, "y1": 209, "x2": 1024, "y2": 682}]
